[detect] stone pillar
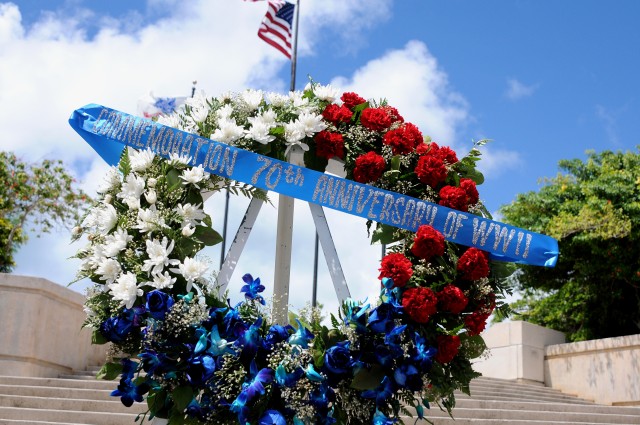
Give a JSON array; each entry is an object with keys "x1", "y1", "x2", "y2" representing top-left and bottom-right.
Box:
[
  {"x1": 472, "y1": 320, "x2": 565, "y2": 384},
  {"x1": 0, "y1": 273, "x2": 107, "y2": 377}
]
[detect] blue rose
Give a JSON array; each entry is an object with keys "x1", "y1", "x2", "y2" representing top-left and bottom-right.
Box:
[
  {"x1": 100, "y1": 316, "x2": 133, "y2": 342},
  {"x1": 146, "y1": 290, "x2": 174, "y2": 320},
  {"x1": 265, "y1": 324, "x2": 292, "y2": 349},
  {"x1": 323, "y1": 341, "x2": 354, "y2": 376},
  {"x1": 258, "y1": 409, "x2": 287, "y2": 425}
]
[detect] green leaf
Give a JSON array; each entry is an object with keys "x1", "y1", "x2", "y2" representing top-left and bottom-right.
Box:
[
  {"x1": 118, "y1": 148, "x2": 131, "y2": 177},
  {"x1": 193, "y1": 225, "x2": 223, "y2": 246},
  {"x1": 350, "y1": 365, "x2": 386, "y2": 390},
  {"x1": 91, "y1": 329, "x2": 108, "y2": 345},
  {"x1": 171, "y1": 385, "x2": 194, "y2": 412},
  {"x1": 391, "y1": 155, "x2": 401, "y2": 171},
  {"x1": 96, "y1": 361, "x2": 123, "y2": 380},
  {"x1": 166, "y1": 168, "x2": 181, "y2": 191},
  {"x1": 371, "y1": 223, "x2": 402, "y2": 245},
  {"x1": 304, "y1": 148, "x2": 329, "y2": 173},
  {"x1": 460, "y1": 334, "x2": 487, "y2": 359}
]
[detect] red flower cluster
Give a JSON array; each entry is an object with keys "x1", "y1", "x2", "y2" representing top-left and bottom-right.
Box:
[
  {"x1": 360, "y1": 107, "x2": 393, "y2": 131},
  {"x1": 322, "y1": 104, "x2": 352, "y2": 125},
  {"x1": 464, "y1": 311, "x2": 491, "y2": 336},
  {"x1": 383, "y1": 123, "x2": 423, "y2": 155},
  {"x1": 439, "y1": 185, "x2": 468, "y2": 211},
  {"x1": 314, "y1": 131, "x2": 345, "y2": 160},
  {"x1": 415, "y1": 155, "x2": 448, "y2": 188},
  {"x1": 379, "y1": 253, "x2": 413, "y2": 288},
  {"x1": 457, "y1": 248, "x2": 490, "y2": 281},
  {"x1": 437, "y1": 284, "x2": 468, "y2": 314},
  {"x1": 411, "y1": 225, "x2": 445, "y2": 261},
  {"x1": 341, "y1": 92, "x2": 366, "y2": 110},
  {"x1": 434, "y1": 335, "x2": 461, "y2": 363},
  {"x1": 353, "y1": 151, "x2": 386, "y2": 183},
  {"x1": 402, "y1": 286, "x2": 438, "y2": 323},
  {"x1": 416, "y1": 141, "x2": 459, "y2": 164},
  {"x1": 460, "y1": 178, "x2": 479, "y2": 205},
  {"x1": 382, "y1": 105, "x2": 404, "y2": 123}
]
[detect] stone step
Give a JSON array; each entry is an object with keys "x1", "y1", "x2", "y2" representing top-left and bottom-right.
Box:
[
  {"x1": 0, "y1": 384, "x2": 113, "y2": 401},
  {"x1": 449, "y1": 399, "x2": 640, "y2": 416},
  {"x1": 0, "y1": 377, "x2": 117, "y2": 391},
  {"x1": 0, "y1": 407, "x2": 140, "y2": 425},
  {"x1": 0, "y1": 421, "x2": 89, "y2": 425},
  {"x1": 404, "y1": 419, "x2": 640, "y2": 425},
  {"x1": 0, "y1": 394, "x2": 146, "y2": 415},
  {"x1": 456, "y1": 393, "x2": 596, "y2": 405},
  {"x1": 469, "y1": 381, "x2": 591, "y2": 398},
  {"x1": 419, "y1": 407, "x2": 640, "y2": 424}
]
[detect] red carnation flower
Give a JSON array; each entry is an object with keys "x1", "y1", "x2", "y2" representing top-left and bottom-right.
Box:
[
  {"x1": 457, "y1": 248, "x2": 490, "y2": 281},
  {"x1": 437, "y1": 284, "x2": 469, "y2": 314},
  {"x1": 322, "y1": 103, "x2": 353, "y2": 124},
  {"x1": 434, "y1": 335, "x2": 461, "y2": 363},
  {"x1": 314, "y1": 131, "x2": 345, "y2": 160},
  {"x1": 360, "y1": 107, "x2": 393, "y2": 132},
  {"x1": 464, "y1": 311, "x2": 491, "y2": 336},
  {"x1": 379, "y1": 253, "x2": 413, "y2": 288},
  {"x1": 353, "y1": 151, "x2": 386, "y2": 183},
  {"x1": 460, "y1": 178, "x2": 479, "y2": 206},
  {"x1": 402, "y1": 286, "x2": 438, "y2": 324},
  {"x1": 411, "y1": 225, "x2": 445, "y2": 261},
  {"x1": 439, "y1": 185, "x2": 468, "y2": 211},
  {"x1": 383, "y1": 123, "x2": 423, "y2": 155},
  {"x1": 381, "y1": 105, "x2": 404, "y2": 123},
  {"x1": 415, "y1": 155, "x2": 448, "y2": 188},
  {"x1": 416, "y1": 142, "x2": 459, "y2": 164},
  {"x1": 341, "y1": 92, "x2": 366, "y2": 110}
]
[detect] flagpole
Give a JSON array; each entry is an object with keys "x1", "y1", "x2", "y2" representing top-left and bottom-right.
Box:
[{"x1": 273, "y1": 0, "x2": 302, "y2": 324}]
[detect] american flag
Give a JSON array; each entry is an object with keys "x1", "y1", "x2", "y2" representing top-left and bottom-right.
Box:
[{"x1": 247, "y1": 0, "x2": 295, "y2": 59}]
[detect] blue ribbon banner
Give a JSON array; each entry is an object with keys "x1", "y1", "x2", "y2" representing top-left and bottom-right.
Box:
[{"x1": 69, "y1": 104, "x2": 559, "y2": 267}]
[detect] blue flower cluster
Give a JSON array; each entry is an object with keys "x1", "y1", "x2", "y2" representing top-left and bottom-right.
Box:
[{"x1": 104, "y1": 275, "x2": 447, "y2": 424}]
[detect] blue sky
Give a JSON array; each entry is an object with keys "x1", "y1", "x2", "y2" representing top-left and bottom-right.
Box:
[{"x1": 3, "y1": 0, "x2": 639, "y2": 311}]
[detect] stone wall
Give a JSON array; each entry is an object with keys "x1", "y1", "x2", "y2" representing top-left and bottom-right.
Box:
[
  {"x1": 0, "y1": 273, "x2": 107, "y2": 377},
  {"x1": 545, "y1": 334, "x2": 640, "y2": 406}
]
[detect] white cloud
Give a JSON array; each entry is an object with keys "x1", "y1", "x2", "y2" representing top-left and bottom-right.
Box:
[
  {"x1": 595, "y1": 104, "x2": 621, "y2": 147},
  {"x1": 505, "y1": 78, "x2": 538, "y2": 100},
  {"x1": 476, "y1": 145, "x2": 523, "y2": 180},
  {"x1": 332, "y1": 40, "x2": 469, "y2": 146}
]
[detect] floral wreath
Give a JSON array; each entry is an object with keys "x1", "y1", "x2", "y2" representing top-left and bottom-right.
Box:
[{"x1": 74, "y1": 82, "x2": 512, "y2": 425}]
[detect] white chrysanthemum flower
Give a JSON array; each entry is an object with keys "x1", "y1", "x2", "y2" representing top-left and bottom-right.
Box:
[
  {"x1": 267, "y1": 92, "x2": 289, "y2": 107},
  {"x1": 260, "y1": 109, "x2": 277, "y2": 126},
  {"x1": 241, "y1": 89, "x2": 264, "y2": 110},
  {"x1": 108, "y1": 272, "x2": 142, "y2": 309},
  {"x1": 313, "y1": 84, "x2": 340, "y2": 102},
  {"x1": 142, "y1": 237, "x2": 179, "y2": 275},
  {"x1": 297, "y1": 112, "x2": 327, "y2": 137},
  {"x1": 117, "y1": 173, "x2": 145, "y2": 207},
  {"x1": 88, "y1": 244, "x2": 107, "y2": 269},
  {"x1": 186, "y1": 91, "x2": 209, "y2": 122},
  {"x1": 284, "y1": 121, "x2": 309, "y2": 154},
  {"x1": 181, "y1": 165, "x2": 208, "y2": 187},
  {"x1": 157, "y1": 113, "x2": 181, "y2": 128},
  {"x1": 182, "y1": 225, "x2": 196, "y2": 237},
  {"x1": 97, "y1": 167, "x2": 121, "y2": 193},
  {"x1": 216, "y1": 104, "x2": 234, "y2": 121},
  {"x1": 176, "y1": 203, "x2": 206, "y2": 226},
  {"x1": 103, "y1": 228, "x2": 132, "y2": 257},
  {"x1": 125, "y1": 197, "x2": 141, "y2": 210},
  {"x1": 98, "y1": 204, "x2": 118, "y2": 234},
  {"x1": 217, "y1": 91, "x2": 233, "y2": 102},
  {"x1": 96, "y1": 258, "x2": 121, "y2": 285},
  {"x1": 169, "y1": 152, "x2": 192, "y2": 166},
  {"x1": 211, "y1": 119, "x2": 245, "y2": 144},
  {"x1": 145, "y1": 271, "x2": 177, "y2": 290},
  {"x1": 245, "y1": 117, "x2": 276, "y2": 144},
  {"x1": 145, "y1": 190, "x2": 157, "y2": 204},
  {"x1": 129, "y1": 149, "x2": 155, "y2": 172},
  {"x1": 135, "y1": 207, "x2": 167, "y2": 233},
  {"x1": 172, "y1": 257, "x2": 208, "y2": 291},
  {"x1": 81, "y1": 208, "x2": 99, "y2": 228},
  {"x1": 289, "y1": 91, "x2": 309, "y2": 108}
]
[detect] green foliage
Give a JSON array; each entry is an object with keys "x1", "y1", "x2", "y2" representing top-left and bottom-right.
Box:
[
  {"x1": 0, "y1": 151, "x2": 91, "y2": 272},
  {"x1": 500, "y1": 148, "x2": 640, "y2": 341}
]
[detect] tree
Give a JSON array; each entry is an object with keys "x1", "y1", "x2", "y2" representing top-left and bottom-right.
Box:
[
  {"x1": 0, "y1": 151, "x2": 91, "y2": 273},
  {"x1": 499, "y1": 148, "x2": 640, "y2": 341}
]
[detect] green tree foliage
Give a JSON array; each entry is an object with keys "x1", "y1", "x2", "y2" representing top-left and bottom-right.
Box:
[
  {"x1": 499, "y1": 148, "x2": 640, "y2": 341},
  {"x1": 0, "y1": 152, "x2": 91, "y2": 273}
]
